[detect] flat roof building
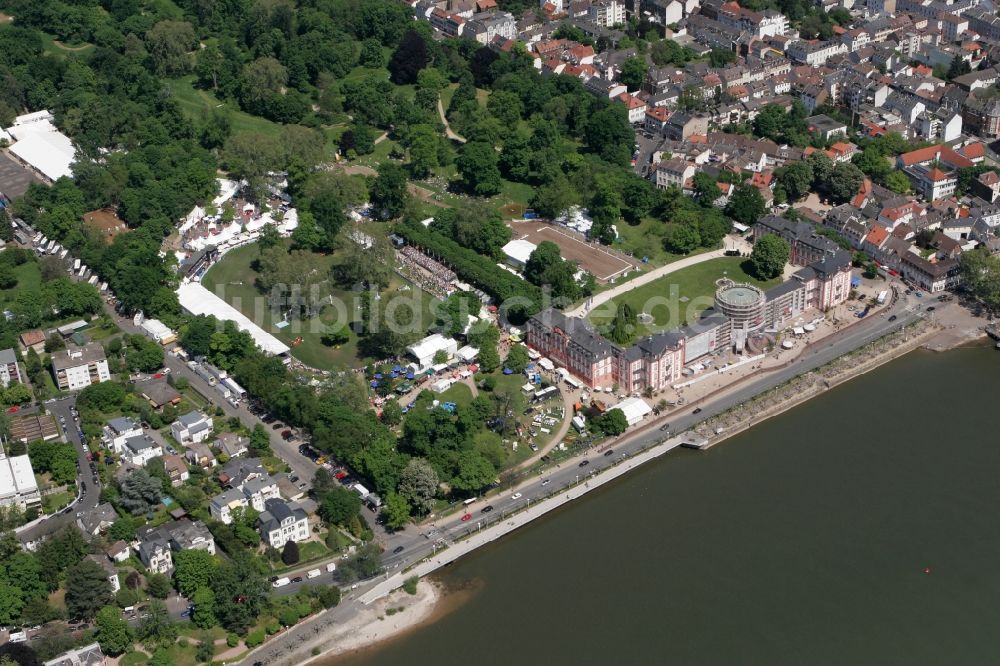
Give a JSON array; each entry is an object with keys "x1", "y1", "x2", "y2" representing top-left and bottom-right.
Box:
[
  {"x1": 50, "y1": 343, "x2": 110, "y2": 391},
  {"x1": 0, "y1": 453, "x2": 40, "y2": 509}
]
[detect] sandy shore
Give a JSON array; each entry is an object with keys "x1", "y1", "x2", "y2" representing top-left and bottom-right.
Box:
[{"x1": 296, "y1": 580, "x2": 444, "y2": 665}]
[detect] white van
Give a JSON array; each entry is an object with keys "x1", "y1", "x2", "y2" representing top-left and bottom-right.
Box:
[
  {"x1": 325, "y1": 562, "x2": 337, "y2": 573},
  {"x1": 272, "y1": 577, "x2": 290, "y2": 588},
  {"x1": 307, "y1": 569, "x2": 321, "y2": 579},
  {"x1": 8, "y1": 630, "x2": 26, "y2": 643}
]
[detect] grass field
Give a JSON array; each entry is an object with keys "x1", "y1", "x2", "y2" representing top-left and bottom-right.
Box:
[
  {"x1": 0, "y1": 261, "x2": 41, "y2": 307},
  {"x1": 166, "y1": 75, "x2": 283, "y2": 138},
  {"x1": 201, "y1": 241, "x2": 438, "y2": 370},
  {"x1": 588, "y1": 257, "x2": 781, "y2": 337}
]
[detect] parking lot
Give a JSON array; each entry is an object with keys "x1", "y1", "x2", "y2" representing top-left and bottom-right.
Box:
[{"x1": 0, "y1": 151, "x2": 40, "y2": 198}]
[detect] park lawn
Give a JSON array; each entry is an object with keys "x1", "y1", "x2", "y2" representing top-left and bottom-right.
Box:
[
  {"x1": 201, "y1": 242, "x2": 438, "y2": 370},
  {"x1": 121, "y1": 652, "x2": 149, "y2": 666},
  {"x1": 41, "y1": 490, "x2": 73, "y2": 514},
  {"x1": 166, "y1": 75, "x2": 283, "y2": 138},
  {"x1": 588, "y1": 256, "x2": 782, "y2": 337},
  {"x1": 438, "y1": 382, "x2": 474, "y2": 408},
  {"x1": 0, "y1": 261, "x2": 41, "y2": 306},
  {"x1": 612, "y1": 216, "x2": 724, "y2": 267}
]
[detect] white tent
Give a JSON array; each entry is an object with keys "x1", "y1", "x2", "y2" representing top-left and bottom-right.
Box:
[
  {"x1": 610, "y1": 397, "x2": 652, "y2": 427},
  {"x1": 502, "y1": 239, "x2": 537, "y2": 268},
  {"x1": 176, "y1": 282, "x2": 290, "y2": 356}
]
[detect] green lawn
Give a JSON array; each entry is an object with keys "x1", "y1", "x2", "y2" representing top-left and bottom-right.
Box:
[
  {"x1": 588, "y1": 257, "x2": 782, "y2": 337},
  {"x1": 437, "y1": 382, "x2": 474, "y2": 408},
  {"x1": 613, "y1": 217, "x2": 722, "y2": 267},
  {"x1": 0, "y1": 261, "x2": 41, "y2": 306},
  {"x1": 201, "y1": 241, "x2": 438, "y2": 370},
  {"x1": 166, "y1": 75, "x2": 283, "y2": 138}
]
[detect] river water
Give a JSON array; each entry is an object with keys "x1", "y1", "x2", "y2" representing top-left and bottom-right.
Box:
[{"x1": 333, "y1": 346, "x2": 1000, "y2": 666}]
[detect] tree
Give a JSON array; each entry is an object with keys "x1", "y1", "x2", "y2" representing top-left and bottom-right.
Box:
[
  {"x1": 397, "y1": 459, "x2": 438, "y2": 515},
  {"x1": 370, "y1": 163, "x2": 409, "y2": 219},
  {"x1": 708, "y1": 47, "x2": 737, "y2": 68},
  {"x1": 146, "y1": 573, "x2": 171, "y2": 599},
  {"x1": 388, "y1": 30, "x2": 429, "y2": 85},
  {"x1": 607, "y1": 302, "x2": 637, "y2": 345},
  {"x1": 776, "y1": 161, "x2": 814, "y2": 202},
  {"x1": 725, "y1": 184, "x2": 766, "y2": 226},
  {"x1": 340, "y1": 124, "x2": 376, "y2": 157},
  {"x1": 309, "y1": 188, "x2": 347, "y2": 247},
  {"x1": 505, "y1": 345, "x2": 529, "y2": 373},
  {"x1": 584, "y1": 107, "x2": 634, "y2": 166},
  {"x1": 477, "y1": 339, "x2": 501, "y2": 373},
  {"x1": 947, "y1": 54, "x2": 971, "y2": 80},
  {"x1": 750, "y1": 234, "x2": 790, "y2": 279},
  {"x1": 381, "y1": 400, "x2": 403, "y2": 426},
  {"x1": 827, "y1": 163, "x2": 865, "y2": 204},
  {"x1": 596, "y1": 408, "x2": 628, "y2": 436},
  {"x1": 192, "y1": 586, "x2": 217, "y2": 629},
  {"x1": 0, "y1": 582, "x2": 23, "y2": 626},
  {"x1": 173, "y1": 549, "x2": 217, "y2": 598},
  {"x1": 807, "y1": 151, "x2": 834, "y2": 187},
  {"x1": 381, "y1": 492, "x2": 410, "y2": 530},
  {"x1": 318, "y1": 486, "x2": 362, "y2": 526},
  {"x1": 530, "y1": 176, "x2": 578, "y2": 219},
  {"x1": 119, "y1": 469, "x2": 162, "y2": 515},
  {"x1": 95, "y1": 605, "x2": 132, "y2": 656},
  {"x1": 619, "y1": 57, "x2": 646, "y2": 91},
  {"x1": 211, "y1": 555, "x2": 269, "y2": 634},
  {"x1": 145, "y1": 20, "x2": 196, "y2": 76},
  {"x1": 66, "y1": 559, "x2": 113, "y2": 620},
  {"x1": 406, "y1": 124, "x2": 440, "y2": 178},
  {"x1": 360, "y1": 39, "x2": 386, "y2": 67},
  {"x1": 959, "y1": 248, "x2": 1000, "y2": 311},
  {"x1": 662, "y1": 223, "x2": 701, "y2": 254},
  {"x1": 137, "y1": 599, "x2": 176, "y2": 646},
  {"x1": 258, "y1": 223, "x2": 281, "y2": 252},
  {"x1": 456, "y1": 142, "x2": 502, "y2": 196},
  {"x1": 523, "y1": 241, "x2": 562, "y2": 287},
  {"x1": 280, "y1": 540, "x2": 300, "y2": 565},
  {"x1": 692, "y1": 172, "x2": 721, "y2": 205}
]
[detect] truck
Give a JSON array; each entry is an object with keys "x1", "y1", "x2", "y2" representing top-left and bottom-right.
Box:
[
  {"x1": 73, "y1": 258, "x2": 81, "y2": 271},
  {"x1": 325, "y1": 562, "x2": 337, "y2": 573},
  {"x1": 223, "y1": 377, "x2": 247, "y2": 399},
  {"x1": 351, "y1": 483, "x2": 371, "y2": 500},
  {"x1": 307, "y1": 569, "x2": 321, "y2": 579},
  {"x1": 876, "y1": 290, "x2": 888, "y2": 305},
  {"x1": 215, "y1": 383, "x2": 232, "y2": 400},
  {"x1": 272, "y1": 577, "x2": 290, "y2": 588},
  {"x1": 193, "y1": 365, "x2": 217, "y2": 386}
]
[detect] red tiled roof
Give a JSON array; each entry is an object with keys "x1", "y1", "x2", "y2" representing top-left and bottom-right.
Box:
[
  {"x1": 866, "y1": 225, "x2": 889, "y2": 246},
  {"x1": 898, "y1": 144, "x2": 973, "y2": 169},
  {"x1": 959, "y1": 142, "x2": 985, "y2": 159}
]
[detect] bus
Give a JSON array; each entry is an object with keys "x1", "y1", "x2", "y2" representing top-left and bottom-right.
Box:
[{"x1": 564, "y1": 375, "x2": 582, "y2": 390}]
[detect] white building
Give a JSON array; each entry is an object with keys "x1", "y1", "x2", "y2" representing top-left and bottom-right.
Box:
[
  {"x1": 121, "y1": 435, "x2": 163, "y2": 468},
  {"x1": 588, "y1": 0, "x2": 625, "y2": 26},
  {"x1": 258, "y1": 498, "x2": 310, "y2": 549},
  {"x1": 84, "y1": 554, "x2": 120, "y2": 594},
  {"x1": 502, "y1": 239, "x2": 537, "y2": 268},
  {"x1": 0, "y1": 348, "x2": 24, "y2": 387},
  {"x1": 210, "y1": 461, "x2": 281, "y2": 524},
  {"x1": 407, "y1": 333, "x2": 459, "y2": 370},
  {"x1": 654, "y1": 159, "x2": 697, "y2": 190},
  {"x1": 3, "y1": 110, "x2": 77, "y2": 183},
  {"x1": 50, "y1": 344, "x2": 110, "y2": 391},
  {"x1": 103, "y1": 417, "x2": 143, "y2": 453},
  {"x1": 139, "y1": 318, "x2": 177, "y2": 345},
  {"x1": 171, "y1": 410, "x2": 213, "y2": 444},
  {"x1": 610, "y1": 396, "x2": 653, "y2": 427},
  {"x1": 0, "y1": 454, "x2": 40, "y2": 509}
]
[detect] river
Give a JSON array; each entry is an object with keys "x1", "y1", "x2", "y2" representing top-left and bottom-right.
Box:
[{"x1": 331, "y1": 346, "x2": 1000, "y2": 666}]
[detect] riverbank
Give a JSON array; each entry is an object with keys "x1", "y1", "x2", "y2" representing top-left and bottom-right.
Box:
[{"x1": 293, "y1": 580, "x2": 444, "y2": 665}]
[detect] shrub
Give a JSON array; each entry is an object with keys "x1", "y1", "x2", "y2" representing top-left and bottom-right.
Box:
[
  {"x1": 318, "y1": 585, "x2": 341, "y2": 609},
  {"x1": 402, "y1": 576, "x2": 419, "y2": 595},
  {"x1": 245, "y1": 629, "x2": 265, "y2": 648},
  {"x1": 265, "y1": 621, "x2": 280, "y2": 635},
  {"x1": 226, "y1": 633, "x2": 239, "y2": 648},
  {"x1": 278, "y1": 608, "x2": 299, "y2": 627}
]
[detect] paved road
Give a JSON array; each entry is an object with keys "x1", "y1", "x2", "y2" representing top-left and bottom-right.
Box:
[
  {"x1": 564, "y1": 236, "x2": 749, "y2": 317},
  {"x1": 17, "y1": 397, "x2": 98, "y2": 545}
]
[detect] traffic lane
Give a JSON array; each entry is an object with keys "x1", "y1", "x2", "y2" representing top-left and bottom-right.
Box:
[{"x1": 19, "y1": 398, "x2": 97, "y2": 544}]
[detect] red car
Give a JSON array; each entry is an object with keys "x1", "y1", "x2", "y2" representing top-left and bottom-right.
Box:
[
  {"x1": 334, "y1": 471, "x2": 348, "y2": 480},
  {"x1": 153, "y1": 373, "x2": 163, "y2": 379},
  {"x1": 461, "y1": 513, "x2": 472, "y2": 522},
  {"x1": 5, "y1": 406, "x2": 18, "y2": 414}
]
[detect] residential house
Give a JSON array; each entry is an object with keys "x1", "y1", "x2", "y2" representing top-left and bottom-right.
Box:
[
  {"x1": 972, "y1": 170, "x2": 1000, "y2": 203},
  {"x1": 171, "y1": 410, "x2": 213, "y2": 444},
  {"x1": 19, "y1": 330, "x2": 45, "y2": 354},
  {"x1": 644, "y1": 106, "x2": 670, "y2": 134},
  {"x1": 210, "y1": 459, "x2": 281, "y2": 524},
  {"x1": 257, "y1": 498, "x2": 310, "y2": 549},
  {"x1": 587, "y1": 0, "x2": 625, "y2": 26},
  {"x1": 140, "y1": 381, "x2": 181, "y2": 410},
  {"x1": 76, "y1": 502, "x2": 118, "y2": 536},
  {"x1": 165, "y1": 519, "x2": 216, "y2": 555},
  {"x1": 653, "y1": 158, "x2": 696, "y2": 189},
  {"x1": 121, "y1": 435, "x2": 163, "y2": 468},
  {"x1": 134, "y1": 526, "x2": 174, "y2": 574},
  {"x1": 103, "y1": 417, "x2": 143, "y2": 453},
  {"x1": 805, "y1": 114, "x2": 847, "y2": 140},
  {"x1": 0, "y1": 348, "x2": 23, "y2": 387},
  {"x1": 50, "y1": 344, "x2": 110, "y2": 391},
  {"x1": 106, "y1": 541, "x2": 130, "y2": 563},
  {"x1": 465, "y1": 11, "x2": 516, "y2": 43},
  {"x1": 753, "y1": 216, "x2": 842, "y2": 266},
  {"x1": 216, "y1": 432, "x2": 248, "y2": 459},
  {"x1": 900, "y1": 253, "x2": 961, "y2": 292},
  {"x1": 162, "y1": 454, "x2": 189, "y2": 487},
  {"x1": 617, "y1": 92, "x2": 647, "y2": 123},
  {"x1": 185, "y1": 442, "x2": 217, "y2": 469},
  {"x1": 664, "y1": 113, "x2": 708, "y2": 141},
  {"x1": 84, "y1": 554, "x2": 120, "y2": 594}
]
